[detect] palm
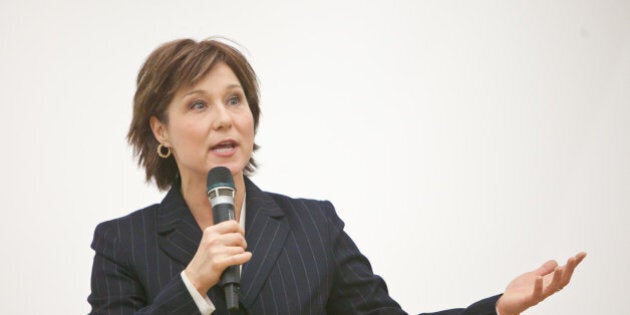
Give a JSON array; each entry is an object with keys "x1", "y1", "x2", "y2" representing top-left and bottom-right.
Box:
[{"x1": 496, "y1": 252, "x2": 586, "y2": 315}]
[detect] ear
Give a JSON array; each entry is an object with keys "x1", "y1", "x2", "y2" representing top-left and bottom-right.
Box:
[{"x1": 150, "y1": 116, "x2": 169, "y2": 145}]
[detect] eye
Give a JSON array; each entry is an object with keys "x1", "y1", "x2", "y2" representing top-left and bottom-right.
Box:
[
  {"x1": 189, "y1": 100, "x2": 206, "y2": 110},
  {"x1": 227, "y1": 95, "x2": 240, "y2": 106}
]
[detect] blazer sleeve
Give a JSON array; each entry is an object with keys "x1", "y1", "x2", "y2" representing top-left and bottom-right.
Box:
[
  {"x1": 418, "y1": 295, "x2": 501, "y2": 315},
  {"x1": 323, "y1": 200, "x2": 406, "y2": 314},
  {"x1": 322, "y1": 200, "x2": 500, "y2": 315},
  {"x1": 88, "y1": 221, "x2": 200, "y2": 315}
]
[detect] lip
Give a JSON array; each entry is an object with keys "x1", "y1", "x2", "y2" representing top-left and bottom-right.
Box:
[{"x1": 210, "y1": 139, "x2": 239, "y2": 157}]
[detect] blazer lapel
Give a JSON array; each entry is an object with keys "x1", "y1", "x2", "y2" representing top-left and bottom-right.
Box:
[
  {"x1": 239, "y1": 178, "x2": 290, "y2": 309},
  {"x1": 156, "y1": 183, "x2": 202, "y2": 267}
]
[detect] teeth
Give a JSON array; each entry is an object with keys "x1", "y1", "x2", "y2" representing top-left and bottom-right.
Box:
[{"x1": 213, "y1": 143, "x2": 235, "y2": 151}]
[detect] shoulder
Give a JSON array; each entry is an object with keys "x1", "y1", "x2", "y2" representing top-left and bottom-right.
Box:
[
  {"x1": 91, "y1": 204, "x2": 160, "y2": 253},
  {"x1": 245, "y1": 178, "x2": 343, "y2": 225},
  {"x1": 267, "y1": 192, "x2": 332, "y2": 212},
  {"x1": 265, "y1": 191, "x2": 345, "y2": 229},
  {"x1": 94, "y1": 204, "x2": 160, "y2": 235}
]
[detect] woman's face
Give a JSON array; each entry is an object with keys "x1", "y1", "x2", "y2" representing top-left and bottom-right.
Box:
[{"x1": 151, "y1": 62, "x2": 255, "y2": 182}]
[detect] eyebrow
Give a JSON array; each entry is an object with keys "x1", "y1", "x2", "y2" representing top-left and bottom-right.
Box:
[{"x1": 182, "y1": 84, "x2": 243, "y2": 98}]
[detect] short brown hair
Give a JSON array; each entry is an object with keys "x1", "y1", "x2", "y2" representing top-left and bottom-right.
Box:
[{"x1": 127, "y1": 38, "x2": 261, "y2": 190}]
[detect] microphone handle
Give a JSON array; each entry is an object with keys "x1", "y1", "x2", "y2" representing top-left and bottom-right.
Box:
[
  {"x1": 223, "y1": 275, "x2": 240, "y2": 310},
  {"x1": 212, "y1": 202, "x2": 240, "y2": 310},
  {"x1": 212, "y1": 203, "x2": 235, "y2": 223}
]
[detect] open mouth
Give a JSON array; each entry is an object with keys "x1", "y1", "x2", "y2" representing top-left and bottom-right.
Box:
[{"x1": 211, "y1": 140, "x2": 237, "y2": 153}]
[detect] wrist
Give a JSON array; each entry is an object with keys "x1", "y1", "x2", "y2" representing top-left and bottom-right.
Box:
[
  {"x1": 495, "y1": 296, "x2": 516, "y2": 315},
  {"x1": 184, "y1": 268, "x2": 210, "y2": 295}
]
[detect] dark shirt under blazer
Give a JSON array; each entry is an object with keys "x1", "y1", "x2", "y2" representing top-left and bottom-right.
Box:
[{"x1": 89, "y1": 177, "x2": 499, "y2": 314}]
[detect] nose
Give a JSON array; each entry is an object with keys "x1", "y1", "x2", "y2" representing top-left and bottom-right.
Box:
[{"x1": 212, "y1": 103, "x2": 233, "y2": 130}]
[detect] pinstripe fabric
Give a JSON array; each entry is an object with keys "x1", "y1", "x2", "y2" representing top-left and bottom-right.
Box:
[{"x1": 88, "y1": 177, "x2": 499, "y2": 314}]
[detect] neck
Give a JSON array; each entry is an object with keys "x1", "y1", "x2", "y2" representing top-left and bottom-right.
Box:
[{"x1": 180, "y1": 171, "x2": 245, "y2": 230}]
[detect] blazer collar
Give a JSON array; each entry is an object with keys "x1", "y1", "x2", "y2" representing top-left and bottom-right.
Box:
[{"x1": 156, "y1": 180, "x2": 201, "y2": 267}]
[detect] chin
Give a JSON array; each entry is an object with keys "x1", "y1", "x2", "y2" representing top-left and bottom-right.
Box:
[
  {"x1": 209, "y1": 163, "x2": 245, "y2": 177},
  {"x1": 206, "y1": 157, "x2": 249, "y2": 178}
]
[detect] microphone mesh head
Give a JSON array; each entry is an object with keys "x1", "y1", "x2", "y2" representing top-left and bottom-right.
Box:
[{"x1": 207, "y1": 166, "x2": 235, "y2": 190}]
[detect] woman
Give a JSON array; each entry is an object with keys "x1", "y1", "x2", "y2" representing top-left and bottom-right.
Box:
[{"x1": 88, "y1": 38, "x2": 585, "y2": 314}]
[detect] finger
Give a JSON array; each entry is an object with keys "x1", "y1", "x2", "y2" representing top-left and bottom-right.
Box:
[
  {"x1": 544, "y1": 267, "x2": 564, "y2": 297},
  {"x1": 204, "y1": 220, "x2": 245, "y2": 235},
  {"x1": 534, "y1": 260, "x2": 559, "y2": 277},
  {"x1": 575, "y1": 252, "x2": 587, "y2": 264},
  {"x1": 223, "y1": 244, "x2": 247, "y2": 254},
  {"x1": 533, "y1": 275, "x2": 543, "y2": 298},
  {"x1": 202, "y1": 234, "x2": 247, "y2": 253},
  {"x1": 205, "y1": 246, "x2": 245, "y2": 263},
  {"x1": 558, "y1": 252, "x2": 587, "y2": 288},
  {"x1": 223, "y1": 251, "x2": 252, "y2": 266},
  {"x1": 200, "y1": 233, "x2": 248, "y2": 254},
  {"x1": 558, "y1": 255, "x2": 578, "y2": 288},
  {"x1": 219, "y1": 232, "x2": 248, "y2": 248},
  {"x1": 238, "y1": 251, "x2": 253, "y2": 264}
]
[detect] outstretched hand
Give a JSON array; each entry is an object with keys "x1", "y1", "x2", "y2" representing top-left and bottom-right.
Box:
[{"x1": 496, "y1": 252, "x2": 587, "y2": 315}]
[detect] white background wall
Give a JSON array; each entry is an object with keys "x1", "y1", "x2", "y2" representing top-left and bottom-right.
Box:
[{"x1": 1, "y1": 0, "x2": 628, "y2": 314}]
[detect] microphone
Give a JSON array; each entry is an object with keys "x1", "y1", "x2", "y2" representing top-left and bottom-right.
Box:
[{"x1": 206, "y1": 166, "x2": 240, "y2": 311}]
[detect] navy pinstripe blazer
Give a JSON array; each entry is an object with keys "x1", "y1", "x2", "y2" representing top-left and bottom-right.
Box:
[{"x1": 88, "y1": 177, "x2": 499, "y2": 314}]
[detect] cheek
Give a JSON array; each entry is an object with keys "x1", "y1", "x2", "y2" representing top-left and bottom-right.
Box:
[
  {"x1": 170, "y1": 122, "x2": 207, "y2": 152},
  {"x1": 238, "y1": 113, "x2": 256, "y2": 143},
  {"x1": 246, "y1": 122, "x2": 256, "y2": 147}
]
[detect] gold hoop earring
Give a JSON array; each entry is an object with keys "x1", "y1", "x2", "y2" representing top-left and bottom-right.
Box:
[{"x1": 157, "y1": 144, "x2": 172, "y2": 158}]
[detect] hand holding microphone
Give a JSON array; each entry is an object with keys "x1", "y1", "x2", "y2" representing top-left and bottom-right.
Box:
[
  {"x1": 184, "y1": 167, "x2": 251, "y2": 310},
  {"x1": 207, "y1": 166, "x2": 244, "y2": 310}
]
